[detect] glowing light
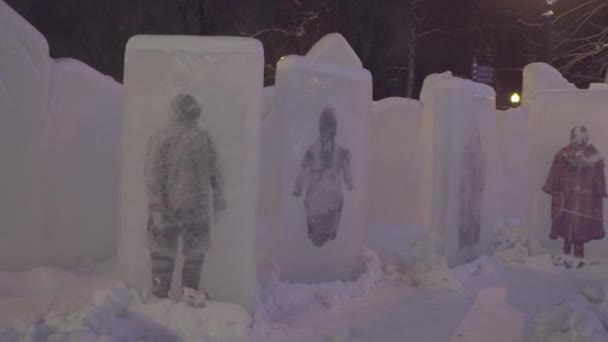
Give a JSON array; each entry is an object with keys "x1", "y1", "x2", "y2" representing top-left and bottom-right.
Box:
[{"x1": 510, "y1": 92, "x2": 521, "y2": 104}]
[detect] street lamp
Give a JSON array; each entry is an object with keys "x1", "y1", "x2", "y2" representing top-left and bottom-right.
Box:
[{"x1": 510, "y1": 92, "x2": 521, "y2": 105}]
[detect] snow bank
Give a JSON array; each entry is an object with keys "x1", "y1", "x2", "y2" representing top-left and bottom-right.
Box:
[
  {"x1": 258, "y1": 248, "x2": 383, "y2": 321},
  {"x1": 492, "y1": 225, "x2": 530, "y2": 265},
  {"x1": 532, "y1": 287, "x2": 608, "y2": 342},
  {"x1": 450, "y1": 287, "x2": 524, "y2": 342},
  {"x1": 1, "y1": 282, "x2": 251, "y2": 341}
]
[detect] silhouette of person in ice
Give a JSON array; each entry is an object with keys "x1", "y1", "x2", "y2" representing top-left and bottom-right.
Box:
[
  {"x1": 144, "y1": 94, "x2": 225, "y2": 302},
  {"x1": 458, "y1": 125, "x2": 486, "y2": 252},
  {"x1": 293, "y1": 107, "x2": 354, "y2": 247}
]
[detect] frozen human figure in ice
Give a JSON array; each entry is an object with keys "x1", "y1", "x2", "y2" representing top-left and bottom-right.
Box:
[
  {"x1": 458, "y1": 125, "x2": 486, "y2": 251},
  {"x1": 293, "y1": 107, "x2": 354, "y2": 247},
  {"x1": 144, "y1": 93, "x2": 226, "y2": 303},
  {"x1": 543, "y1": 126, "x2": 606, "y2": 258}
]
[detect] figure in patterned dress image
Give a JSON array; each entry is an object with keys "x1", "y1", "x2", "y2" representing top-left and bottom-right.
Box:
[
  {"x1": 543, "y1": 126, "x2": 606, "y2": 258},
  {"x1": 293, "y1": 107, "x2": 354, "y2": 248},
  {"x1": 458, "y1": 124, "x2": 486, "y2": 252},
  {"x1": 144, "y1": 93, "x2": 226, "y2": 306}
]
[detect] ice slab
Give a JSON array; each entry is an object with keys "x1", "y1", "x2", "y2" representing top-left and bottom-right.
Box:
[
  {"x1": 0, "y1": 0, "x2": 51, "y2": 270},
  {"x1": 416, "y1": 71, "x2": 454, "y2": 228},
  {"x1": 527, "y1": 89, "x2": 608, "y2": 258},
  {"x1": 496, "y1": 107, "x2": 530, "y2": 226},
  {"x1": 431, "y1": 78, "x2": 498, "y2": 268},
  {"x1": 305, "y1": 33, "x2": 363, "y2": 68},
  {"x1": 119, "y1": 35, "x2": 263, "y2": 313},
  {"x1": 369, "y1": 97, "x2": 423, "y2": 226},
  {"x1": 275, "y1": 55, "x2": 372, "y2": 283},
  {"x1": 39, "y1": 59, "x2": 123, "y2": 267}
]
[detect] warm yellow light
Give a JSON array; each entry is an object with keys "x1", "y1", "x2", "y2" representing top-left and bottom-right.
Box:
[{"x1": 510, "y1": 92, "x2": 521, "y2": 104}]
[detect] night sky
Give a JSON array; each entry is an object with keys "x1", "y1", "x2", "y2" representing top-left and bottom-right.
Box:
[{"x1": 6, "y1": 0, "x2": 608, "y2": 107}]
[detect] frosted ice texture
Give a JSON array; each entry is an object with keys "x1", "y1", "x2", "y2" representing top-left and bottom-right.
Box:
[
  {"x1": 119, "y1": 35, "x2": 263, "y2": 313},
  {"x1": 495, "y1": 107, "x2": 529, "y2": 226},
  {"x1": 305, "y1": 33, "x2": 363, "y2": 68},
  {"x1": 369, "y1": 98, "x2": 423, "y2": 227},
  {"x1": 0, "y1": 0, "x2": 50, "y2": 270},
  {"x1": 41, "y1": 59, "x2": 123, "y2": 267},
  {"x1": 431, "y1": 78, "x2": 498, "y2": 268},
  {"x1": 275, "y1": 55, "x2": 372, "y2": 283},
  {"x1": 0, "y1": 2, "x2": 122, "y2": 271}
]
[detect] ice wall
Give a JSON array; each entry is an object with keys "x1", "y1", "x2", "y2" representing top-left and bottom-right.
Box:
[
  {"x1": 0, "y1": 1, "x2": 123, "y2": 271},
  {"x1": 0, "y1": 0, "x2": 50, "y2": 269},
  {"x1": 431, "y1": 77, "x2": 499, "y2": 268},
  {"x1": 495, "y1": 107, "x2": 529, "y2": 227},
  {"x1": 40, "y1": 59, "x2": 123, "y2": 267},
  {"x1": 257, "y1": 85, "x2": 281, "y2": 274},
  {"x1": 275, "y1": 55, "x2": 372, "y2": 283},
  {"x1": 120, "y1": 36, "x2": 263, "y2": 313},
  {"x1": 369, "y1": 98, "x2": 423, "y2": 227},
  {"x1": 527, "y1": 89, "x2": 608, "y2": 257}
]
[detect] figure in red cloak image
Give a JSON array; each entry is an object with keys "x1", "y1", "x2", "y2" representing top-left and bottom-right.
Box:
[{"x1": 542, "y1": 126, "x2": 607, "y2": 258}]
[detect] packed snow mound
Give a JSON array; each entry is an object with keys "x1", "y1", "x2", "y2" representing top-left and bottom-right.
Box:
[
  {"x1": 259, "y1": 248, "x2": 383, "y2": 320},
  {"x1": 305, "y1": 33, "x2": 362, "y2": 68},
  {"x1": 1, "y1": 282, "x2": 252, "y2": 341},
  {"x1": 523, "y1": 63, "x2": 576, "y2": 100},
  {"x1": 365, "y1": 224, "x2": 454, "y2": 288},
  {"x1": 531, "y1": 286, "x2": 608, "y2": 342},
  {"x1": 493, "y1": 226, "x2": 530, "y2": 265},
  {"x1": 450, "y1": 256, "x2": 503, "y2": 296}
]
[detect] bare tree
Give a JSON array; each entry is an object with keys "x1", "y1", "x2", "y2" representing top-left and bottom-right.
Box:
[
  {"x1": 234, "y1": 0, "x2": 334, "y2": 84},
  {"x1": 512, "y1": 0, "x2": 608, "y2": 83},
  {"x1": 386, "y1": 0, "x2": 446, "y2": 98},
  {"x1": 548, "y1": 0, "x2": 608, "y2": 82},
  {"x1": 176, "y1": 0, "x2": 211, "y2": 35}
]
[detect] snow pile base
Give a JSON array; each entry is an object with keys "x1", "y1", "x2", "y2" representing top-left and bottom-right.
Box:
[
  {"x1": 450, "y1": 256, "x2": 502, "y2": 296},
  {"x1": 259, "y1": 248, "x2": 383, "y2": 321},
  {"x1": 532, "y1": 286, "x2": 608, "y2": 342},
  {"x1": 493, "y1": 226, "x2": 530, "y2": 265},
  {"x1": 367, "y1": 225, "x2": 457, "y2": 289},
  {"x1": 1, "y1": 282, "x2": 251, "y2": 341}
]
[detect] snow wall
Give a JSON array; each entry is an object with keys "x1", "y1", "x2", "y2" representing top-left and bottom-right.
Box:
[{"x1": 0, "y1": 1, "x2": 123, "y2": 271}]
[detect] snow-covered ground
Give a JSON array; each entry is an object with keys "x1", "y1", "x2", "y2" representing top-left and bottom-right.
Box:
[{"x1": 1, "y1": 224, "x2": 608, "y2": 342}]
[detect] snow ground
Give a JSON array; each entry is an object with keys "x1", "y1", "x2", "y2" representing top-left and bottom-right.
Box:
[{"x1": 1, "y1": 224, "x2": 608, "y2": 342}]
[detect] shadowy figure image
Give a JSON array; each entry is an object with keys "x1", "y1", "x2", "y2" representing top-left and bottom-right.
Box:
[
  {"x1": 458, "y1": 125, "x2": 486, "y2": 251},
  {"x1": 144, "y1": 94, "x2": 226, "y2": 306},
  {"x1": 543, "y1": 126, "x2": 606, "y2": 258},
  {"x1": 293, "y1": 107, "x2": 354, "y2": 247}
]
